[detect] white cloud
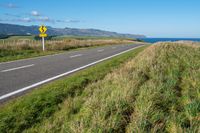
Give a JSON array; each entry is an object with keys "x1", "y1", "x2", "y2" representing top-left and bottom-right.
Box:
[
  {"x1": 21, "y1": 17, "x2": 32, "y2": 22},
  {"x1": 39, "y1": 16, "x2": 49, "y2": 21},
  {"x1": 67, "y1": 20, "x2": 81, "y2": 23},
  {"x1": 56, "y1": 19, "x2": 81, "y2": 23},
  {"x1": 1, "y1": 10, "x2": 81, "y2": 24},
  {"x1": 0, "y1": 18, "x2": 33, "y2": 23},
  {"x1": 31, "y1": 11, "x2": 40, "y2": 16}
]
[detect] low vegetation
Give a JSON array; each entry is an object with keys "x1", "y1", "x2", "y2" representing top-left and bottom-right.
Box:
[
  {"x1": 0, "y1": 46, "x2": 147, "y2": 133},
  {"x1": 1, "y1": 42, "x2": 199, "y2": 133},
  {"x1": 0, "y1": 36, "x2": 143, "y2": 62},
  {"x1": 26, "y1": 43, "x2": 199, "y2": 132}
]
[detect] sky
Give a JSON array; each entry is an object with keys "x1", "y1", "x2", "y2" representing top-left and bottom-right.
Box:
[{"x1": 0, "y1": 0, "x2": 199, "y2": 38}]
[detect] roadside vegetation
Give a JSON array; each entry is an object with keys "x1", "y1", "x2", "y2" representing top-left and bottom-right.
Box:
[
  {"x1": 0, "y1": 46, "x2": 147, "y2": 133},
  {"x1": 27, "y1": 42, "x2": 199, "y2": 132},
  {"x1": 0, "y1": 35, "x2": 144, "y2": 62},
  {"x1": 1, "y1": 42, "x2": 199, "y2": 133}
]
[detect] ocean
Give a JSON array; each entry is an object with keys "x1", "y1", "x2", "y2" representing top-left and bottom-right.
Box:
[{"x1": 141, "y1": 38, "x2": 200, "y2": 43}]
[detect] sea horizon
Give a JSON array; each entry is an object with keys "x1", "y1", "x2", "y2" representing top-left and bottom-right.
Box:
[{"x1": 141, "y1": 38, "x2": 200, "y2": 43}]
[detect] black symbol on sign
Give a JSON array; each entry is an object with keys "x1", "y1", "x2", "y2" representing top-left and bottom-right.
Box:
[{"x1": 41, "y1": 26, "x2": 45, "y2": 33}]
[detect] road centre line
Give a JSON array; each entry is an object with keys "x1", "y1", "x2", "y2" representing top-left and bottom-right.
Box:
[
  {"x1": 97, "y1": 49, "x2": 104, "y2": 52},
  {"x1": 1, "y1": 64, "x2": 35, "y2": 73},
  {"x1": 70, "y1": 54, "x2": 83, "y2": 58}
]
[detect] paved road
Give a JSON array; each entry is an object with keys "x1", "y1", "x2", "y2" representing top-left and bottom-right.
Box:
[{"x1": 0, "y1": 44, "x2": 144, "y2": 101}]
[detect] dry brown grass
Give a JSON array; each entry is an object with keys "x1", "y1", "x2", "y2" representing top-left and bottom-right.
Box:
[
  {"x1": 0, "y1": 38, "x2": 145, "y2": 62},
  {"x1": 0, "y1": 38, "x2": 142, "y2": 51}
]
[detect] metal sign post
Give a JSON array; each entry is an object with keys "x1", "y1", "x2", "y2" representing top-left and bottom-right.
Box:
[
  {"x1": 39, "y1": 25, "x2": 48, "y2": 51},
  {"x1": 42, "y1": 37, "x2": 45, "y2": 51}
]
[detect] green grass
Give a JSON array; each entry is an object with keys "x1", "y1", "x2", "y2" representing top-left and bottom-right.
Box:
[
  {"x1": 25, "y1": 43, "x2": 199, "y2": 133},
  {"x1": 2, "y1": 43, "x2": 198, "y2": 133},
  {"x1": 5, "y1": 35, "x2": 35, "y2": 40},
  {"x1": 0, "y1": 49, "x2": 60, "y2": 62},
  {"x1": 0, "y1": 46, "x2": 99, "y2": 63},
  {"x1": 0, "y1": 35, "x2": 135, "y2": 41},
  {"x1": 0, "y1": 46, "x2": 147, "y2": 133}
]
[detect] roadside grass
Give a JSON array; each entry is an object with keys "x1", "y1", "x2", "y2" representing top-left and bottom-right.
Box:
[
  {"x1": 0, "y1": 35, "x2": 137, "y2": 41},
  {"x1": 26, "y1": 43, "x2": 200, "y2": 133},
  {"x1": 0, "y1": 46, "x2": 147, "y2": 133},
  {"x1": 0, "y1": 49, "x2": 59, "y2": 62},
  {"x1": 52, "y1": 35, "x2": 135, "y2": 40},
  {"x1": 0, "y1": 37, "x2": 145, "y2": 63},
  {"x1": 4, "y1": 35, "x2": 35, "y2": 40}
]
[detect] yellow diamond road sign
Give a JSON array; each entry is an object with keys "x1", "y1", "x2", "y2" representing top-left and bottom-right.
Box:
[
  {"x1": 39, "y1": 25, "x2": 47, "y2": 34},
  {"x1": 39, "y1": 33, "x2": 47, "y2": 37}
]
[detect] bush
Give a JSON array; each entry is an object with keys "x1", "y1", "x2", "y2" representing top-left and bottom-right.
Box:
[{"x1": 0, "y1": 34, "x2": 9, "y2": 39}]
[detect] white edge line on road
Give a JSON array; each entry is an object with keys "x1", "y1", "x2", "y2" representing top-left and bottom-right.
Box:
[
  {"x1": 70, "y1": 54, "x2": 83, "y2": 58},
  {"x1": 0, "y1": 45, "x2": 143, "y2": 100},
  {"x1": 1, "y1": 64, "x2": 35, "y2": 73}
]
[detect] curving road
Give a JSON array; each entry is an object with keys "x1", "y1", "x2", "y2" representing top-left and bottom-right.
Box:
[{"x1": 0, "y1": 44, "x2": 144, "y2": 101}]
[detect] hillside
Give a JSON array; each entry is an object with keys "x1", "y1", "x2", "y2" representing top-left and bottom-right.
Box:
[
  {"x1": 0, "y1": 23, "x2": 146, "y2": 38},
  {"x1": 0, "y1": 43, "x2": 199, "y2": 132}
]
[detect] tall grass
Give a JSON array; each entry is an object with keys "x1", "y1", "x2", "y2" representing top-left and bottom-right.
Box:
[
  {"x1": 0, "y1": 38, "x2": 138, "y2": 51},
  {"x1": 0, "y1": 46, "x2": 147, "y2": 133},
  {"x1": 0, "y1": 38, "x2": 143, "y2": 62},
  {"x1": 1, "y1": 42, "x2": 199, "y2": 132},
  {"x1": 26, "y1": 43, "x2": 199, "y2": 133}
]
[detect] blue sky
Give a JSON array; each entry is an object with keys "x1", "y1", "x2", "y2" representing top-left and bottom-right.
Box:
[{"x1": 0, "y1": 0, "x2": 199, "y2": 38}]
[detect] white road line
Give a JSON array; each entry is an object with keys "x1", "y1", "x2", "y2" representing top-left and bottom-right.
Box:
[
  {"x1": 70, "y1": 54, "x2": 83, "y2": 58},
  {"x1": 0, "y1": 45, "x2": 144, "y2": 100},
  {"x1": 1, "y1": 64, "x2": 35, "y2": 73},
  {"x1": 0, "y1": 45, "x2": 119, "y2": 65},
  {"x1": 97, "y1": 49, "x2": 104, "y2": 52}
]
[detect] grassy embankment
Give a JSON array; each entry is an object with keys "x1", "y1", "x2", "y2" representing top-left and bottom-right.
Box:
[
  {"x1": 1, "y1": 42, "x2": 199, "y2": 133},
  {"x1": 26, "y1": 43, "x2": 199, "y2": 133},
  {"x1": 0, "y1": 45, "x2": 147, "y2": 133},
  {"x1": 0, "y1": 36, "x2": 143, "y2": 63}
]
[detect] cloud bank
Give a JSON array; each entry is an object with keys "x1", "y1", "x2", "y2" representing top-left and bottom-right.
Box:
[
  {"x1": 0, "y1": 3, "x2": 19, "y2": 8},
  {"x1": 0, "y1": 3, "x2": 81, "y2": 24}
]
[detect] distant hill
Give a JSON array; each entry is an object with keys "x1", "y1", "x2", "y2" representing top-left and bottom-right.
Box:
[{"x1": 0, "y1": 23, "x2": 146, "y2": 38}]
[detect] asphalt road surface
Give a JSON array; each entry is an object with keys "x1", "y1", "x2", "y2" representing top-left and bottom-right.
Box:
[{"x1": 0, "y1": 44, "x2": 144, "y2": 101}]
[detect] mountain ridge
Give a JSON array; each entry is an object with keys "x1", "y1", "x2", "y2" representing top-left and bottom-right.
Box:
[{"x1": 0, "y1": 23, "x2": 146, "y2": 38}]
